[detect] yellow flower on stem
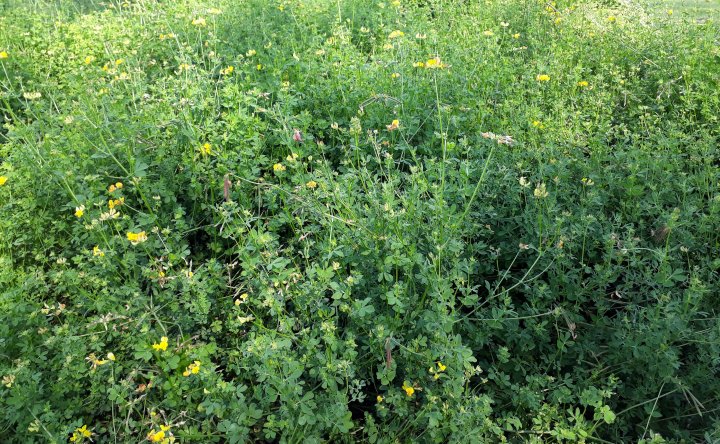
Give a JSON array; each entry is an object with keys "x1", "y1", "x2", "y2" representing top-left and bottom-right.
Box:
[
  {"x1": 192, "y1": 17, "x2": 207, "y2": 26},
  {"x1": 69, "y1": 425, "x2": 92, "y2": 442},
  {"x1": 74, "y1": 206, "x2": 85, "y2": 218},
  {"x1": 152, "y1": 336, "x2": 168, "y2": 351},
  {"x1": 402, "y1": 381, "x2": 415, "y2": 397},
  {"x1": 127, "y1": 231, "x2": 148, "y2": 245},
  {"x1": 577, "y1": 81, "x2": 589, "y2": 87},
  {"x1": 200, "y1": 143, "x2": 211, "y2": 155},
  {"x1": 183, "y1": 360, "x2": 202, "y2": 377},
  {"x1": 386, "y1": 119, "x2": 400, "y2": 131},
  {"x1": 536, "y1": 74, "x2": 550, "y2": 82},
  {"x1": 388, "y1": 30, "x2": 405, "y2": 39},
  {"x1": 273, "y1": 163, "x2": 286, "y2": 172},
  {"x1": 147, "y1": 425, "x2": 172, "y2": 443},
  {"x1": 534, "y1": 183, "x2": 549, "y2": 198},
  {"x1": 306, "y1": 180, "x2": 317, "y2": 189},
  {"x1": 92, "y1": 246, "x2": 104, "y2": 257},
  {"x1": 0, "y1": 176, "x2": 7, "y2": 186},
  {"x1": 0, "y1": 51, "x2": 8, "y2": 59}
]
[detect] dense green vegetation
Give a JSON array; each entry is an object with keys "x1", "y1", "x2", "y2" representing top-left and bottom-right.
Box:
[{"x1": 1, "y1": 0, "x2": 719, "y2": 442}]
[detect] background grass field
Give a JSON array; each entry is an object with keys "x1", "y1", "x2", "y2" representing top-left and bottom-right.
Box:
[{"x1": 1, "y1": 0, "x2": 719, "y2": 442}]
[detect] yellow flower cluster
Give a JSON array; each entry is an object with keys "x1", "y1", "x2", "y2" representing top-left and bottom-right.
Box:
[
  {"x1": 429, "y1": 361, "x2": 447, "y2": 380},
  {"x1": 108, "y1": 197, "x2": 124, "y2": 209},
  {"x1": 534, "y1": 183, "x2": 549, "y2": 198},
  {"x1": 93, "y1": 246, "x2": 104, "y2": 257},
  {"x1": 108, "y1": 182, "x2": 123, "y2": 192},
  {"x1": 386, "y1": 119, "x2": 400, "y2": 131},
  {"x1": 191, "y1": 17, "x2": 206, "y2": 27},
  {"x1": 536, "y1": 74, "x2": 550, "y2": 82},
  {"x1": 152, "y1": 336, "x2": 169, "y2": 351},
  {"x1": 69, "y1": 425, "x2": 92, "y2": 442},
  {"x1": 86, "y1": 353, "x2": 108, "y2": 371},
  {"x1": 577, "y1": 80, "x2": 589, "y2": 87},
  {"x1": 401, "y1": 381, "x2": 415, "y2": 397},
  {"x1": 127, "y1": 231, "x2": 147, "y2": 245},
  {"x1": 220, "y1": 66, "x2": 234, "y2": 75},
  {"x1": 200, "y1": 143, "x2": 212, "y2": 155},
  {"x1": 147, "y1": 425, "x2": 173, "y2": 443},
  {"x1": 388, "y1": 30, "x2": 404, "y2": 39},
  {"x1": 273, "y1": 163, "x2": 286, "y2": 172},
  {"x1": 182, "y1": 360, "x2": 201, "y2": 377},
  {"x1": 306, "y1": 180, "x2": 317, "y2": 189}
]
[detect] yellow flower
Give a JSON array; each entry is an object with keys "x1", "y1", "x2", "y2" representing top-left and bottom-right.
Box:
[
  {"x1": 86, "y1": 353, "x2": 108, "y2": 370},
  {"x1": 402, "y1": 381, "x2": 415, "y2": 397},
  {"x1": 512, "y1": 33, "x2": 520, "y2": 39},
  {"x1": 483, "y1": 30, "x2": 494, "y2": 36},
  {"x1": 391, "y1": 72, "x2": 400, "y2": 79},
  {"x1": 84, "y1": 55, "x2": 95, "y2": 65},
  {"x1": 0, "y1": 51, "x2": 8, "y2": 59},
  {"x1": 667, "y1": 9, "x2": 673, "y2": 15},
  {"x1": 256, "y1": 64, "x2": 263, "y2": 70},
  {"x1": 577, "y1": 80, "x2": 589, "y2": 87},
  {"x1": 69, "y1": 425, "x2": 93, "y2": 442},
  {"x1": 246, "y1": 49, "x2": 256, "y2": 57},
  {"x1": 115, "y1": 59, "x2": 124, "y2": 66},
  {"x1": 376, "y1": 395, "x2": 383, "y2": 403},
  {"x1": 220, "y1": 66, "x2": 234, "y2": 75},
  {"x1": 306, "y1": 180, "x2": 317, "y2": 189},
  {"x1": 74, "y1": 206, "x2": 85, "y2": 218},
  {"x1": 386, "y1": 119, "x2": 400, "y2": 131},
  {"x1": 108, "y1": 198, "x2": 124, "y2": 209},
  {"x1": 532, "y1": 120, "x2": 544, "y2": 128},
  {"x1": 146, "y1": 425, "x2": 173, "y2": 443},
  {"x1": 273, "y1": 163, "x2": 286, "y2": 172},
  {"x1": 148, "y1": 429, "x2": 166, "y2": 442},
  {"x1": 192, "y1": 17, "x2": 207, "y2": 26},
  {"x1": 0, "y1": 176, "x2": 6, "y2": 186},
  {"x1": 107, "y1": 352, "x2": 116, "y2": 361},
  {"x1": 183, "y1": 360, "x2": 202, "y2": 376},
  {"x1": 200, "y1": 143, "x2": 211, "y2": 155},
  {"x1": 437, "y1": 361, "x2": 447, "y2": 372},
  {"x1": 116, "y1": 182, "x2": 123, "y2": 189},
  {"x1": 533, "y1": 183, "x2": 549, "y2": 198},
  {"x1": 607, "y1": 15, "x2": 616, "y2": 22},
  {"x1": 152, "y1": 336, "x2": 168, "y2": 351},
  {"x1": 93, "y1": 246, "x2": 104, "y2": 257},
  {"x1": 412, "y1": 61, "x2": 425, "y2": 68},
  {"x1": 388, "y1": 30, "x2": 405, "y2": 39},
  {"x1": 127, "y1": 231, "x2": 148, "y2": 245},
  {"x1": 536, "y1": 74, "x2": 550, "y2": 82}
]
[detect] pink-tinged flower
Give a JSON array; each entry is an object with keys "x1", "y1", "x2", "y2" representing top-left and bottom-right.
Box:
[{"x1": 293, "y1": 129, "x2": 303, "y2": 142}]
